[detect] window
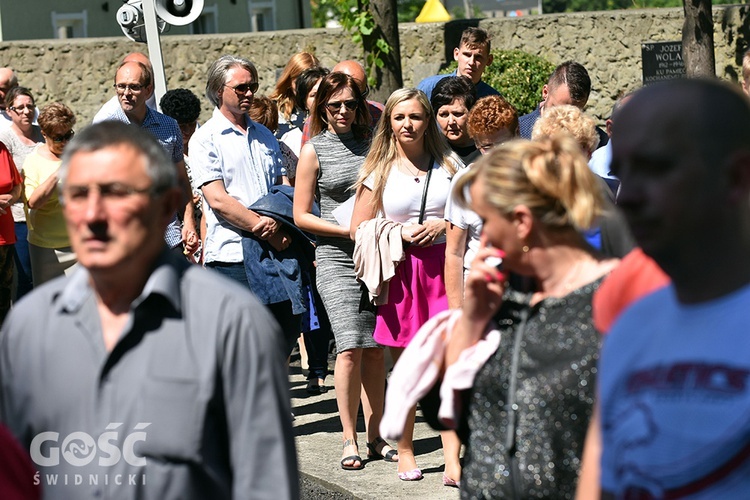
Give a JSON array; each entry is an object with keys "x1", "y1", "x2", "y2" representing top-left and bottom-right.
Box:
[
  {"x1": 190, "y1": 4, "x2": 219, "y2": 34},
  {"x1": 247, "y1": 1, "x2": 275, "y2": 31},
  {"x1": 52, "y1": 11, "x2": 88, "y2": 39}
]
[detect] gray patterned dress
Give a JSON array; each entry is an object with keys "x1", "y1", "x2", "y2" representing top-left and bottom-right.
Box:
[{"x1": 309, "y1": 130, "x2": 378, "y2": 352}]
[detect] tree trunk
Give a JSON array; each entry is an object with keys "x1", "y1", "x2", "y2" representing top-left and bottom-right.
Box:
[
  {"x1": 682, "y1": 0, "x2": 715, "y2": 78},
  {"x1": 366, "y1": 0, "x2": 402, "y2": 101}
]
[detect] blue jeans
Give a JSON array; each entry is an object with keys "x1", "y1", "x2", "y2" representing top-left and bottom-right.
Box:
[
  {"x1": 12, "y1": 222, "x2": 33, "y2": 300},
  {"x1": 206, "y1": 262, "x2": 301, "y2": 357}
]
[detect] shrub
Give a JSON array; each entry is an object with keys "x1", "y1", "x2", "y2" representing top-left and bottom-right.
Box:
[{"x1": 441, "y1": 49, "x2": 555, "y2": 115}]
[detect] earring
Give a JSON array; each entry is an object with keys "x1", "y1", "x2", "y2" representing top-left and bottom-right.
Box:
[{"x1": 522, "y1": 245, "x2": 530, "y2": 253}]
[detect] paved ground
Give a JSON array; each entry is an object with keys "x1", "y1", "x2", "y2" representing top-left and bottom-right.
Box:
[{"x1": 289, "y1": 355, "x2": 460, "y2": 500}]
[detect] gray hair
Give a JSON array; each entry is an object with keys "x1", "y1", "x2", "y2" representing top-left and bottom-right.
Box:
[
  {"x1": 205, "y1": 55, "x2": 258, "y2": 107},
  {"x1": 59, "y1": 120, "x2": 177, "y2": 195}
]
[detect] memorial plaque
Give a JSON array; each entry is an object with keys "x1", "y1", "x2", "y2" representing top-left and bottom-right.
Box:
[{"x1": 642, "y1": 41, "x2": 686, "y2": 84}]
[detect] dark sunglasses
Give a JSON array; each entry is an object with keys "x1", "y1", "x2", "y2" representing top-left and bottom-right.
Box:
[
  {"x1": 224, "y1": 82, "x2": 259, "y2": 96},
  {"x1": 325, "y1": 100, "x2": 359, "y2": 113},
  {"x1": 49, "y1": 130, "x2": 75, "y2": 143}
]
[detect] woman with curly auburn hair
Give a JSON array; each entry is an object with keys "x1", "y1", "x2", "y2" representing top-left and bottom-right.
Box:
[{"x1": 350, "y1": 88, "x2": 462, "y2": 481}]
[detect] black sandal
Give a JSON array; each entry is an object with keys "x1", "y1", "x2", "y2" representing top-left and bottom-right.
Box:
[
  {"x1": 366, "y1": 437, "x2": 398, "y2": 462},
  {"x1": 340, "y1": 439, "x2": 364, "y2": 470}
]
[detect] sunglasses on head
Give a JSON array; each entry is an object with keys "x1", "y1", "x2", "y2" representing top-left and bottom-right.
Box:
[{"x1": 325, "y1": 100, "x2": 359, "y2": 113}]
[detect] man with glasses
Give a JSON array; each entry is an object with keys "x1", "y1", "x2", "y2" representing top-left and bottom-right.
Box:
[
  {"x1": 92, "y1": 52, "x2": 157, "y2": 123},
  {"x1": 0, "y1": 121, "x2": 299, "y2": 499},
  {"x1": 96, "y1": 59, "x2": 198, "y2": 258},
  {"x1": 189, "y1": 55, "x2": 299, "y2": 357}
]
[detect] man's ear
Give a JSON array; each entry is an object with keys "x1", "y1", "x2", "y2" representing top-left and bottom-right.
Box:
[
  {"x1": 453, "y1": 47, "x2": 460, "y2": 61},
  {"x1": 542, "y1": 84, "x2": 549, "y2": 101},
  {"x1": 605, "y1": 118, "x2": 614, "y2": 137},
  {"x1": 512, "y1": 205, "x2": 533, "y2": 241},
  {"x1": 486, "y1": 53, "x2": 494, "y2": 67}
]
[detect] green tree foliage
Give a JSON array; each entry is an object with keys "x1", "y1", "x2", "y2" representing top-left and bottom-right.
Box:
[
  {"x1": 442, "y1": 49, "x2": 555, "y2": 115},
  {"x1": 309, "y1": 0, "x2": 392, "y2": 87},
  {"x1": 398, "y1": 0, "x2": 424, "y2": 22}
]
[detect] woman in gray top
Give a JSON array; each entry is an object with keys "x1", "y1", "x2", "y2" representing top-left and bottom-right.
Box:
[{"x1": 293, "y1": 72, "x2": 396, "y2": 471}]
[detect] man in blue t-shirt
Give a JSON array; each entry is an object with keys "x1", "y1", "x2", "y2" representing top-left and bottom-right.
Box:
[
  {"x1": 417, "y1": 27, "x2": 499, "y2": 101},
  {"x1": 590, "y1": 79, "x2": 750, "y2": 499}
]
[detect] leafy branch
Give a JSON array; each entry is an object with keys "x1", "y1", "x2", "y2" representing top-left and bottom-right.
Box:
[{"x1": 311, "y1": 0, "x2": 392, "y2": 87}]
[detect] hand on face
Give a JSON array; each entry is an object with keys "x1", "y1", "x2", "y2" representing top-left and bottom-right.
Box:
[{"x1": 462, "y1": 234, "x2": 507, "y2": 323}]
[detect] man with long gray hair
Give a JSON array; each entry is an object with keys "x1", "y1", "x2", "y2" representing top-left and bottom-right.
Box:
[{"x1": 189, "y1": 55, "x2": 301, "y2": 356}]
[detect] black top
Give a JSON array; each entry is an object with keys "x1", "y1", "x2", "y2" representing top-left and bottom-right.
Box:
[{"x1": 421, "y1": 279, "x2": 604, "y2": 499}]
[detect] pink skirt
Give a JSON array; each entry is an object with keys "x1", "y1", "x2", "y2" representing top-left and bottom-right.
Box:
[{"x1": 373, "y1": 243, "x2": 449, "y2": 348}]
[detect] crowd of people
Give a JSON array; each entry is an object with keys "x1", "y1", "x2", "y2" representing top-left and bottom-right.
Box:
[{"x1": 1, "y1": 24, "x2": 750, "y2": 500}]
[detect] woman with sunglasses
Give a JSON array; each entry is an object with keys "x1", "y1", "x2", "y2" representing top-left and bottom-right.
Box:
[
  {"x1": 350, "y1": 88, "x2": 462, "y2": 481},
  {"x1": 293, "y1": 72, "x2": 397, "y2": 471},
  {"x1": 0, "y1": 86, "x2": 43, "y2": 299},
  {"x1": 22, "y1": 102, "x2": 78, "y2": 285}
]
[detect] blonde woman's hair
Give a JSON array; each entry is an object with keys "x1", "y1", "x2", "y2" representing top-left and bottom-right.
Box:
[
  {"x1": 354, "y1": 88, "x2": 462, "y2": 215},
  {"x1": 270, "y1": 52, "x2": 319, "y2": 121},
  {"x1": 455, "y1": 136, "x2": 605, "y2": 231},
  {"x1": 532, "y1": 104, "x2": 599, "y2": 155}
]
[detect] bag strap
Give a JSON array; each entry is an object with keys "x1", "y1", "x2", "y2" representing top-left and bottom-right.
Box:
[{"x1": 418, "y1": 156, "x2": 434, "y2": 225}]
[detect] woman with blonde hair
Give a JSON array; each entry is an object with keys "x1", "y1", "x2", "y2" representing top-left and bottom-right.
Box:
[
  {"x1": 532, "y1": 104, "x2": 599, "y2": 157},
  {"x1": 531, "y1": 104, "x2": 634, "y2": 257},
  {"x1": 271, "y1": 52, "x2": 320, "y2": 156},
  {"x1": 397, "y1": 135, "x2": 618, "y2": 497},
  {"x1": 351, "y1": 88, "x2": 462, "y2": 481}
]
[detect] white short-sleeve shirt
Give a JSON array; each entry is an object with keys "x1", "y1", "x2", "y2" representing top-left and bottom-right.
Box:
[
  {"x1": 189, "y1": 108, "x2": 284, "y2": 264},
  {"x1": 364, "y1": 160, "x2": 454, "y2": 244},
  {"x1": 444, "y1": 167, "x2": 482, "y2": 275}
]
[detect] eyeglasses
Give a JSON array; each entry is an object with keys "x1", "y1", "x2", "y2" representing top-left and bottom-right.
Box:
[
  {"x1": 62, "y1": 182, "x2": 155, "y2": 207},
  {"x1": 224, "y1": 82, "x2": 259, "y2": 96},
  {"x1": 325, "y1": 100, "x2": 359, "y2": 113},
  {"x1": 48, "y1": 130, "x2": 75, "y2": 143},
  {"x1": 9, "y1": 104, "x2": 35, "y2": 112},
  {"x1": 113, "y1": 83, "x2": 145, "y2": 94}
]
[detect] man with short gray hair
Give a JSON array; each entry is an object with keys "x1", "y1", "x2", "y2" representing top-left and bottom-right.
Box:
[{"x1": 0, "y1": 121, "x2": 299, "y2": 499}]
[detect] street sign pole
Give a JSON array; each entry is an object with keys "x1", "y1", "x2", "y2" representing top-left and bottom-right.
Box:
[{"x1": 141, "y1": 0, "x2": 168, "y2": 109}]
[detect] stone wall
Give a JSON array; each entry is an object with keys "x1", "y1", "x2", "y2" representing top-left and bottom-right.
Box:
[{"x1": 0, "y1": 6, "x2": 748, "y2": 125}]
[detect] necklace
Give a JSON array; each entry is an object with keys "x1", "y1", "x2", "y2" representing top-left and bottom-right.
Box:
[{"x1": 401, "y1": 156, "x2": 430, "y2": 183}]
